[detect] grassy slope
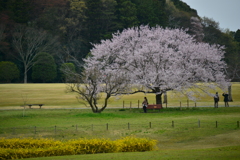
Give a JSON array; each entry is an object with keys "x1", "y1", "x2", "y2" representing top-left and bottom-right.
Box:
[{"x1": 0, "y1": 83, "x2": 240, "y2": 109}]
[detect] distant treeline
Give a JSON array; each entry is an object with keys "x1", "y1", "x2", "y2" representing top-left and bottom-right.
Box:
[{"x1": 0, "y1": 0, "x2": 240, "y2": 83}]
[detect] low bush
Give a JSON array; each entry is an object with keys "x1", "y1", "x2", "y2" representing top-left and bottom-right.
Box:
[
  {"x1": 0, "y1": 138, "x2": 62, "y2": 149},
  {"x1": 0, "y1": 137, "x2": 157, "y2": 160},
  {"x1": 67, "y1": 138, "x2": 118, "y2": 154}
]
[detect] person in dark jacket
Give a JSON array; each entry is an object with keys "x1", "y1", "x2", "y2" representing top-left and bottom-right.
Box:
[
  {"x1": 222, "y1": 93, "x2": 229, "y2": 107},
  {"x1": 214, "y1": 92, "x2": 219, "y2": 108},
  {"x1": 142, "y1": 97, "x2": 148, "y2": 113}
]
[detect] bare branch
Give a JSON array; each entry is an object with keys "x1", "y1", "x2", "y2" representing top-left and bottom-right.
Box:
[{"x1": 12, "y1": 24, "x2": 59, "y2": 83}]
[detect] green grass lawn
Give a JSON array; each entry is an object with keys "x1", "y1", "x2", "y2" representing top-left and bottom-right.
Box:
[
  {"x1": 0, "y1": 83, "x2": 240, "y2": 159},
  {"x1": 25, "y1": 146, "x2": 240, "y2": 160},
  {"x1": 0, "y1": 108, "x2": 240, "y2": 159}
]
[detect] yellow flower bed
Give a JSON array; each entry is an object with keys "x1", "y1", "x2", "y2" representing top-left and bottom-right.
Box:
[
  {"x1": 0, "y1": 138, "x2": 63, "y2": 149},
  {"x1": 0, "y1": 137, "x2": 157, "y2": 160},
  {"x1": 116, "y1": 136, "x2": 157, "y2": 152}
]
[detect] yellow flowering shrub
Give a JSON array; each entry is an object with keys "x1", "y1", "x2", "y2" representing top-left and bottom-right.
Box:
[
  {"x1": 68, "y1": 138, "x2": 118, "y2": 154},
  {"x1": 0, "y1": 146, "x2": 76, "y2": 160},
  {"x1": 0, "y1": 138, "x2": 62, "y2": 149},
  {"x1": 0, "y1": 137, "x2": 157, "y2": 160},
  {"x1": 116, "y1": 136, "x2": 157, "y2": 152}
]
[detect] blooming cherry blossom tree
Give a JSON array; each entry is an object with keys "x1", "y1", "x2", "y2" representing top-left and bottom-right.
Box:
[
  {"x1": 86, "y1": 25, "x2": 229, "y2": 104},
  {"x1": 65, "y1": 59, "x2": 131, "y2": 113}
]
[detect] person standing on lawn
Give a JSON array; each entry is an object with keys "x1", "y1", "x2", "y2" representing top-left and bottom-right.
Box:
[
  {"x1": 214, "y1": 92, "x2": 219, "y2": 108},
  {"x1": 142, "y1": 97, "x2": 148, "y2": 113},
  {"x1": 222, "y1": 93, "x2": 229, "y2": 107}
]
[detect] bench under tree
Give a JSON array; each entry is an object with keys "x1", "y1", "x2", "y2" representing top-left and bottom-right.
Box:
[{"x1": 147, "y1": 104, "x2": 162, "y2": 112}]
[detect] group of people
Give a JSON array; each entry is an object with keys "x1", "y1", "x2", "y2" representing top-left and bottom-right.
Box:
[
  {"x1": 214, "y1": 92, "x2": 230, "y2": 108},
  {"x1": 142, "y1": 92, "x2": 229, "y2": 113}
]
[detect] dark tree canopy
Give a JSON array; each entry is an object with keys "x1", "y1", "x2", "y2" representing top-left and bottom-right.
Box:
[
  {"x1": 60, "y1": 63, "x2": 76, "y2": 82},
  {"x1": 0, "y1": 61, "x2": 19, "y2": 82},
  {"x1": 234, "y1": 29, "x2": 240, "y2": 42},
  {"x1": 0, "y1": 0, "x2": 239, "y2": 83},
  {"x1": 32, "y1": 52, "x2": 57, "y2": 83}
]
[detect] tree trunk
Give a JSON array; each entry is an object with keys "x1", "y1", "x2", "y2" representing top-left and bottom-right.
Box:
[
  {"x1": 228, "y1": 85, "x2": 233, "y2": 102},
  {"x1": 154, "y1": 87, "x2": 162, "y2": 104},
  {"x1": 92, "y1": 107, "x2": 99, "y2": 113},
  {"x1": 24, "y1": 67, "x2": 27, "y2": 84},
  {"x1": 155, "y1": 93, "x2": 162, "y2": 104}
]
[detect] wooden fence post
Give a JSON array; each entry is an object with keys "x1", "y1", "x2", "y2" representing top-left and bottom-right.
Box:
[
  {"x1": 138, "y1": 100, "x2": 139, "y2": 109},
  {"x1": 5, "y1": 120, "x2": 240, "y2": 135},
  {"x1": 130, "y1": 101, "x2": 132, "y2": 109},
  {"x1": 123, "y1": 101, "x2": 125, "y2": 109},
  {"x1": 187, "y1": 100, "x2": 189, "y2": 107}
]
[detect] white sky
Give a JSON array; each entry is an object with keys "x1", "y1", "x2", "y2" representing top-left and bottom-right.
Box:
[{"x1": 181, "y1": 0, "x2": 240, "y2": 31}]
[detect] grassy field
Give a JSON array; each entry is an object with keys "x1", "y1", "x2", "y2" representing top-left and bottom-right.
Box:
[
  {"x1": 0, "y1": 83, "x2": 240, "y2": 159},
  {"x1": 0, "y1": 83, "x2": 240, "y2": 109},
  {"x1": 1, "y1": 107, "x2": 240, "y2": 159}
]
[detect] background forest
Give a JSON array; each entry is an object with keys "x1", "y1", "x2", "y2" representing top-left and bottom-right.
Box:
[{"x1": 0, "y1": 0, "x2": 240, "y2": 83}]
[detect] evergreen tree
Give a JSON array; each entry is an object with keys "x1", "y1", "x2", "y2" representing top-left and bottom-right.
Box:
[
  {"x1": 8, "y1": 0, "x2": 32, "y2": 23},
  {"x1": 0, "y1": 0, "x2": 8, "y2": 12},
  {"x1": 234, "y1": 29, "x2": 240, "y2": 42},
  {"x1": 32, "y1": 52, "x2": 57, "y2": 83},
  {"x1": 0, "y1": 61, "x2": 20, "y2": 83},
  {"x1": 117, "y1": 0, "x2": 139, "y2": 28},
  {"x1": 171, "y1": 0, "x2": 197, "y2": 14},
  {"x1": 84, "y1": 0, "x2": 102, "y2": 43},
  {"x1": 132, "y1": 0, "x2": 168, "y2": 27}
]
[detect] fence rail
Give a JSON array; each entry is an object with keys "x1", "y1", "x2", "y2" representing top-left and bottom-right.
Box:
[
  {"x1": 108, "y1": 100, "x2": 234, "y2": 109},
  {"x1": 0, "y1": 121, "x2": 239, "y2": 136},
  {"x1": 121, "y1": 100, "x2": 198, "y2": 108}
]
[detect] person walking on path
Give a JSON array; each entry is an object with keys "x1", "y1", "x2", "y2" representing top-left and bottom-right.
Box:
[
  {"x1": 142, "y1": 97, "x2": 148, "y2": 113},
  {"x1": 214, "y1": 92, "x2": 219, "y2": 108},
  {"x1": 222, "y1": 93, "x2": 229, "y2": 107}
]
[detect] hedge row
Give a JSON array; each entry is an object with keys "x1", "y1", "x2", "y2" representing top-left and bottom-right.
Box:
[{"x1": 0, "y1": 137, "x2": 157, "y2": 159}]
